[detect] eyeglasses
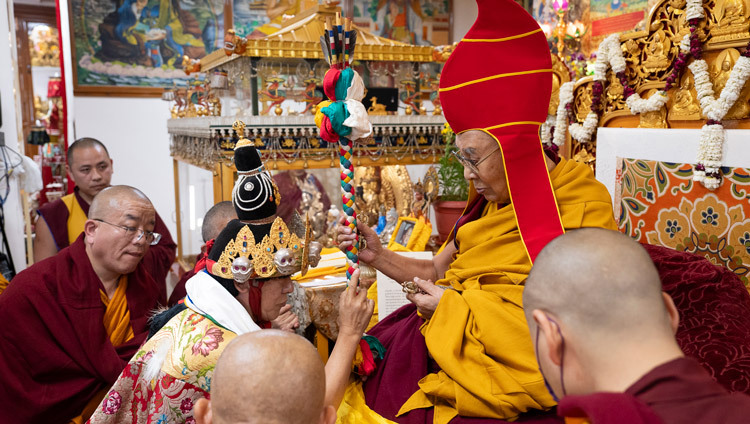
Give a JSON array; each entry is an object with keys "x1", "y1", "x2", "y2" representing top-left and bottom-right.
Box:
[
  {"x1": 94, "y1": 219, "x2": 162, "y2": 245},
  {"x1": 451, "y1": 146, "x2": 500, "y2": 175}
]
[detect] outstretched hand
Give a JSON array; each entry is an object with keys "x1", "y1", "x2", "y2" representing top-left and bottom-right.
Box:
[
  {"x1": 337, "y1": 269, "x2": 375, "y2": 338},
  {"x1": 405, "y1": 278, "x2": 444, "y2": 320},
  {"x1": 336, "y1": 215, "x2": 382, "y2": 265}
]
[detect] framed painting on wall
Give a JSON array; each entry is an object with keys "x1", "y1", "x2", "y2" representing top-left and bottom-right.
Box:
[{"x1": 69, "y1": 0, "x2": 228, "y2": 96}]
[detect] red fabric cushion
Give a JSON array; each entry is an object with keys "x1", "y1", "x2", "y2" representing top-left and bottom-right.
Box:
[{"x1": 643, "y1": 243, "x2": 750, "y2": 394}]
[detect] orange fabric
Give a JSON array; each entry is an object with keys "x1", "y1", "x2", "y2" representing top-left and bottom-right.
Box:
[
  {"x1": 70, "y1": 277, "x2": 134, "y2": 423},
  {"x1": 99, "y1": 275, "x2": 135, "y2": 347},
  {"x1": 61, "y1": 193, "x2": 88, "y2": 246},
  {"x1": 616, "y1": 158, "x2": 750, "y2": 288},
  {"x1": 0, "y1": 273, "x2": 9, "y2": 295}
]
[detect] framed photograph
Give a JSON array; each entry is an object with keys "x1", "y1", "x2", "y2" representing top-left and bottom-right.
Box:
[
  {"x1": 68, "y1": 0, "x2": 227, "y2": 96},
  {"x1": 390, "y1": 217, "x2": 418, "y2": 249}
]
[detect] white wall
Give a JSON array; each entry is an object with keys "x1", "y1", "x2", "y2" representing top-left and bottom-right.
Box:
[
  {"x1": 0, "y1": 1, "x2": 29, "y2": 272},
  {"x1": 72, "y1": 98, "x2": 177, "y2": 238},
  {"x1": 452, "y1": 0, "x2": 478, "y2": 42}
]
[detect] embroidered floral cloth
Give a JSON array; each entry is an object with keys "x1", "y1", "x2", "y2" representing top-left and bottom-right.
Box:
[
  {"x1": 615, "y1": 158, "x2": 750, "y2": 287},
  {"x1": 88, "y1": 309, "x2": 237, "y2": 423}
]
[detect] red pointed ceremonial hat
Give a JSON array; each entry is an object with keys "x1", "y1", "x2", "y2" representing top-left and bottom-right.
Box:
[{"x1": 439, "y1": 0, "x2": 564, "y2": 262}]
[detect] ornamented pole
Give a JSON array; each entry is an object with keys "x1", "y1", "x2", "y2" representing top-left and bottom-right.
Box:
[{"x1": 315, "y1": 13, "x2": 372, "y2": 283}]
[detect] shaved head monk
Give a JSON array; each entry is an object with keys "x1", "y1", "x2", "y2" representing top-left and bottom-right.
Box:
[
  {"x1": 0, "y1": 185, "x2": 163, "y2": 423},
  {"x1": 34, "y1": 138, "x2": 176, "y2": 302},
  {"x1": 168, "y1": 201, "x2": 237, "y2": 305},
  {"x1": 194, "y1": 330, "x2": 336, "y2": 424},
  {"x1": 524, "y1": 228, "x2": 750, "y2": 423}
]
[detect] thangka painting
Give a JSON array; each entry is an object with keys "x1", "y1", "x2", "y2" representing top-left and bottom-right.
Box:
[
  {"x1": 589, "y1": 0, "x2": 653, "y2": 38},
  {"x1": 352, "y1": 0, "x2": 451, "y2": 46},
  {"x1": 233, "y1": 0, "x2": 321, "y2": 38},
  {"x1": 70, "y1": 0, "x2": 224, "y2": 95},
  {"x1": 615, "y1": 158, "x2": 750, "y2": 287}
]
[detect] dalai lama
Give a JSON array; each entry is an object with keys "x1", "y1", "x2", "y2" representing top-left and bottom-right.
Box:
[
  {"x1": 336, "y1": 0, "x2": 617, "y2": 422},
  {"x1": 0, "y1": 186, "x2": 163, "y2": 423}
]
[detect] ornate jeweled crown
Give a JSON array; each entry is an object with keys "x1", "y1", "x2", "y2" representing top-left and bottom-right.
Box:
[
  {"x1": 205, "y1": 120, "x2": 323, "y2": 282},
  {"x1": 210, "y1": 216, "x2": 322, "y2": 280}
]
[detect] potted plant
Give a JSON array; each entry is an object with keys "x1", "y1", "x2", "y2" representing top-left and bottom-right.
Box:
[{"x1": 433, "y1": 124, "x2": 469, "y2": 243}]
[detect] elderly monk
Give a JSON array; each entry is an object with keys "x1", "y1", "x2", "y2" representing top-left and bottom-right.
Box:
[
  {"x1": 336, "y1": 1, "x2": 616, "y2": 423},
  {"x1": 524, "y1": 228, "x2": 750, "y2": 424},
  {"x1": 0, "y1": 185, "x2": 163, "y2": 423},
  {"x1": 193, "y1": 286, "x2": 374, "y2": 424},
  {"x1": 35, "y1": 137, "x2": 176, "y2": 301},
  {"x1": 168, "y1": 201, "x2": 237, "y2": 306}
]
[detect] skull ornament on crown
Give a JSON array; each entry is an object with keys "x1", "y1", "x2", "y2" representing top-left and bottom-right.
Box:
[{"x1": 205, "y1": 121, "x2": 323, "y2": 283}]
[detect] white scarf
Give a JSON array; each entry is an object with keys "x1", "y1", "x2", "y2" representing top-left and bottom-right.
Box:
[{"x1": 184, "y1": 271, "x2": 261, "y2": 335}]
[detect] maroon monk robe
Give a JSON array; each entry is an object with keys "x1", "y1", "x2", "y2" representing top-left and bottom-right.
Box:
[
  {"x1": 167, "y1": 252, "x2": 204, "y2": 306},
  {"x1": 557, "y1": 393, "x2": 663, "y2": 424},
  {"x1": 273, "y1": 171, "x2": 331, "y2": 223},
  {"x1": 0, "y1": 235, "x2": 160, "y2": 423},
  {"x1": 38, "y1": 188, "x2": 177, "y2": 303},
  {"x1": 624, "y1": 357, "x2": 750, "y2": 423}
]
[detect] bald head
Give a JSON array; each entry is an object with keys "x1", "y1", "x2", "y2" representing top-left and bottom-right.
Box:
[
  {"x1": 67, "y1": 137, "x2": 109, "y2": 166},
  {"x1": 202, "y1": 201, "x2": 237, "y2": 243},
  {"x1": 211, "y1": 330, "x2": 326, "y2": 424},
  {"x1": 89, "y1": 185, "x2": 153, "y2": 221},
  {"x1": 524, "y1": 228, "x2": 670, "y2": 343}
]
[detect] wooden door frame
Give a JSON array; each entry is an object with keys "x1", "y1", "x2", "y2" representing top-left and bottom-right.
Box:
[{"x1": 14, "y1": 5, "x2": 58, "y2": 157}]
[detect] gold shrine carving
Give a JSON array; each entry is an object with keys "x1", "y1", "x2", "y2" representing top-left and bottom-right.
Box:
[
  {"x1": 639, "y1": 90, "x2": 669, "y2": 128},
  {"x1": 668, "y1": 73, "x2": 702, "y2": 120},
  {"x1": 643, "y1": 30, "x2": 672, "y2": 73},
  {"x1": 709, "y1": 0, "x2": 750, "y2": 44}
]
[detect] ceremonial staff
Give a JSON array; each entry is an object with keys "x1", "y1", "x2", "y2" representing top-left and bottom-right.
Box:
[{"x1": 315, "y1": 13, "x2": 371, "y2": 284}]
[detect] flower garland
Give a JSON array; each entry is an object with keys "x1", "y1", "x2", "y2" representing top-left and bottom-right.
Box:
[
  {"x1": 568, "y1": 33, "x2": 675, "y2": 143},
  {"x1": 553, "y1": 82, "x2": 575, "y2": 147},
  {"x1": 681, "y1": 31, "x2": 750, "y2": 189},
  {"x1": 540, "y1": 115, "x2": 554, "y2": 146}
]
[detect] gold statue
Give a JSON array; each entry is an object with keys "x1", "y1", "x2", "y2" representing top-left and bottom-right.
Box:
[
  {"x1": 549, "y1": 74, "x2": 562, "y2": 116},
  {"x1": 643, "y1": 30, "x2": 671, "y2": 72},
  {"x1": 607, "y1": 73, "x2": 625, "y2": 113},
  {"x1": 368, "y1": 97, "x2": 388, "y2": 115},
  {"x1": 713, "y1": 48, "x2": 750, "y2": 119},
  {"x1": 711, "y1": 0, "x2": 750, "y2": 42},
  {"x1": 574, "y1": 85, "x2": 593, "y2": 122},
  {"x1": 639, "y1": 90, "x2": 669, "y2": 128},
  {"x1": 669, "y1": 73, "x2": 702, "y2": 120}
]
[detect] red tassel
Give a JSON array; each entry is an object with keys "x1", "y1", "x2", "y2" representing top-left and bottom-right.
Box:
[{"x1": 323, "y1": 69, "x2": 341, "y2": 101}]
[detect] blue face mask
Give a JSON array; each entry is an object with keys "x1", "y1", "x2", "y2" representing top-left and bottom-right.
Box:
[{"x1": 535, "y1": 317, "x2": 567, "y2": 402}]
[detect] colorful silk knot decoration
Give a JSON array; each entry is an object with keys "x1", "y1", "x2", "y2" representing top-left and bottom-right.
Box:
[{"x1": 315, "y1": 13, "x2": 372, "y2": 282}]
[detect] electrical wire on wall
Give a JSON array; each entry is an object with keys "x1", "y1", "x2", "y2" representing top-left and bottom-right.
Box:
[{"x1": 0, "y1": 142, "x2": 23, "y2": 279}]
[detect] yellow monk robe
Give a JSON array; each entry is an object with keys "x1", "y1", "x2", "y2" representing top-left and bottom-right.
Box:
[
  {"x1": 338, "y1": 158, "x2": 617, "y2": 424},
  {"x1": 0, "y1": 273, "x2": 9, "y2": 295},
  {"x1": 62, "y1": 193, "x2": 89, "y2": 246},
  {"x1": 70, "y1": 276, "x2": 134, "y2": 424}
]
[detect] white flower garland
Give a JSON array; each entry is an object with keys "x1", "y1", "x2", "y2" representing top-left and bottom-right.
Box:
[
  {"x1": 569, "y1": 33, "x2": 668, "y2": 143},
  {"x1": 541, "y1": 115, "x2": 554, "y2": 145},
  {"x1": 685, "y1": 0, "x2": 704, "y2": 21},
  {"x1": 553, "y1": 82, "x2": 575, "y2": 147},
  {"x1": 569, "y1": 112, "x2": 600, "y2": 143},
  {"x1": 680, "y1": 29, "x2": 750, "y2": 189}
]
